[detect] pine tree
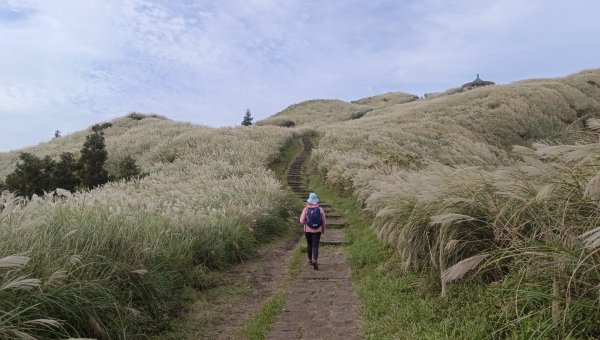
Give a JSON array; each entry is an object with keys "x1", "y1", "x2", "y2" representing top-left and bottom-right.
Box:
[
  {"x1": 53, "y1": 152, "x2": 80, "y2": 192},
  {"x1": 241, "y1": 108, "x2": 254, "y2": 126},
  {"x1": 5, "y1": 152, "x2": 56, "y2": 197},
  {"x1": 78, "y1": 131, "x2": 108, "y2": 189}
]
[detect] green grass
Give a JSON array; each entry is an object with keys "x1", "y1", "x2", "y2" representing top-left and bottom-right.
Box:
[
  {"x1": 287, "y1": 239, "x2": 305, "y2": 279},
  {"x1": 243, "y1": 294, "x2": 286, "y2": 339}
]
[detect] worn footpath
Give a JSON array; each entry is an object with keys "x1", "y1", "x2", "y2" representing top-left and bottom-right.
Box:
[{"x1": 267, "y1": 137, "x2": 361, "y2": 339}]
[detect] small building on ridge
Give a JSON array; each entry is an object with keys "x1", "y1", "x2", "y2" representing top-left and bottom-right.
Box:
[{"x1": 461, "y1": 74, "x2": 495, "y2": 90}]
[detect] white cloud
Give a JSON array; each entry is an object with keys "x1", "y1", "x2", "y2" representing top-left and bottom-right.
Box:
[{"x1": 0, "y1": 0, "x2": 600, "y2": 151}]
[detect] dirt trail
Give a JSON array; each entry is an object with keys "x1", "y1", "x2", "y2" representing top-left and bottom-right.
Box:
[
  {"x1": 267, "y1": 137, "x2": 362, "y2": 339},
  {"x1": 173, "y1": 136, "x2": 361, "y2": 339},
  {"x1": 202, "y1": 235, "x2": 297, "y2": 339}
]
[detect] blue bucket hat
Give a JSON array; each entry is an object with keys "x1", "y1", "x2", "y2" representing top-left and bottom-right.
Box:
[{"x1": 307, "y1": 192, "x2": 319, "y2": 204}]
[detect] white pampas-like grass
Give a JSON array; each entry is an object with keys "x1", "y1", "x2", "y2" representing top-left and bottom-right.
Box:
[
  {"x1": 430, "y1": 213, "x2": 476, "y2": 227},
  {"x1": 580, "y1": 226, "x2": 600, "y2": 249},
  {"x1": 1, "y1": 276, "x2": 41, "y2": 291},
  {"x1": 442, "y1": 254, "x2": 488, "y2": 282},
  {"x1": 0, "y1": 255, "x2": 29, "y2": 268},
  {"x1": 584, "y1": 171, "x2": 600, "y2": 200}
]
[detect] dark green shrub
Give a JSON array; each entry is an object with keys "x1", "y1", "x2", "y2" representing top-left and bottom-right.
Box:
[
  {"x1": 487, "y1": 101, "x2": 501, "y2": 109},
  {"x1": 111, "y1": 155, "x2": 146, "y2": 182},
  {"x1": 128, "y1": 112, "x2": 146, "y2": 120},
  {"x1": 92, "y1": 122, "x2": 113, "y2": 133},
  {"x1": 149, "y1": 114, "x2": 167, "y2": 119},
  {"x1": 277, "y1": 120, "x2": 295, "y2": 128},
  {"x1": 350, "y1": 109, "x2": 370, "y2": 120}
]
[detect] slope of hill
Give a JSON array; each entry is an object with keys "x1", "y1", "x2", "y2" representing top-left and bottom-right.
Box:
[
  {"x1": 302, "y1": 68, "x2": 600, "y2": 337},
  {"x1": 0, "y1": 115, "x2": 201, "y2": 178},
  {"x1": 0, "y1": 115, "x2": 298, "y2": 338}
]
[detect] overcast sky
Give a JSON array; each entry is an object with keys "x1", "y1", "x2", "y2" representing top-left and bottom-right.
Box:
[{"x1": 1, "y1": 0, "x2": 599, "y2": 151}]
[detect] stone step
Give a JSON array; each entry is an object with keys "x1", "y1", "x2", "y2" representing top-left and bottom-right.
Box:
[
  {"x1": 320, "y1": 229, "x2": 346, "y2": 245},
  {"x1": 326, "y1": 217, "x2": 345, "y2": 225}
]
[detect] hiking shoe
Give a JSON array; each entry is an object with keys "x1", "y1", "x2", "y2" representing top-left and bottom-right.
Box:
[{"x1": 312, "y1": 262, "x2": 319, "y2": 270}]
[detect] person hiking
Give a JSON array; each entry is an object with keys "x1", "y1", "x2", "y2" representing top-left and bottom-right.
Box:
[{"x1": 300, "y1": 192, "x2": 326, "y2": 270}]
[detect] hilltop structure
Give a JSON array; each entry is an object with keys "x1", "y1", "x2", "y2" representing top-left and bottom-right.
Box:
[{"x1": 461, "y1": 74, "x2": 495, "y2": 90}]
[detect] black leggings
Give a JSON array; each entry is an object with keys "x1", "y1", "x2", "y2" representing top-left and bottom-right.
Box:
[{"x1": 305, "y1": 232, "x2": 322, "y2": 261}]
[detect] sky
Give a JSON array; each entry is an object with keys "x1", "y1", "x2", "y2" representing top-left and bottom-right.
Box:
[{"x1": 1, "y1": 0, "x2": 599, "y2": 151}]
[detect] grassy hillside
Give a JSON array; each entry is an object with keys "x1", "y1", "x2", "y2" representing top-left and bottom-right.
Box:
[
  {"x1": 301, "y1": 68, "x2": 600, "y2": 338},
  {"x1": 257, "y1": 91, "x2": 419, "y2": 128},
  {"x1": 0, "y1": 115, "x2": 298, "y2": 338},
  {"x1": 2, "y1": 68, "x2": 600, "y2": 338}
]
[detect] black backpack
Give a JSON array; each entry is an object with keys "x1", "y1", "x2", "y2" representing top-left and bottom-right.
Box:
[{"x1": 306, "y1": 207, "x2": 323, "y2": 229}]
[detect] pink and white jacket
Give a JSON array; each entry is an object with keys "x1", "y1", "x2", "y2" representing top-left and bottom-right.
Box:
[{"x1": 299, "y1": 203, "x2": 327, "y2": 233}]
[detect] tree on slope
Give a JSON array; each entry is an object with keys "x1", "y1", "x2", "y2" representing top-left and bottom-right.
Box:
[
  {"x1": 5, "y1": 152, "x2": 56, "y2": 197},
  {"x1": 78, "y1": 131, "x2": 108, "y2": 189},
  {"x1": 53, "y1": 152, "x2": 80, "y2": 191},
  {"x1": 241, "y1": 108, "x2": 254, "y2": 126}
]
